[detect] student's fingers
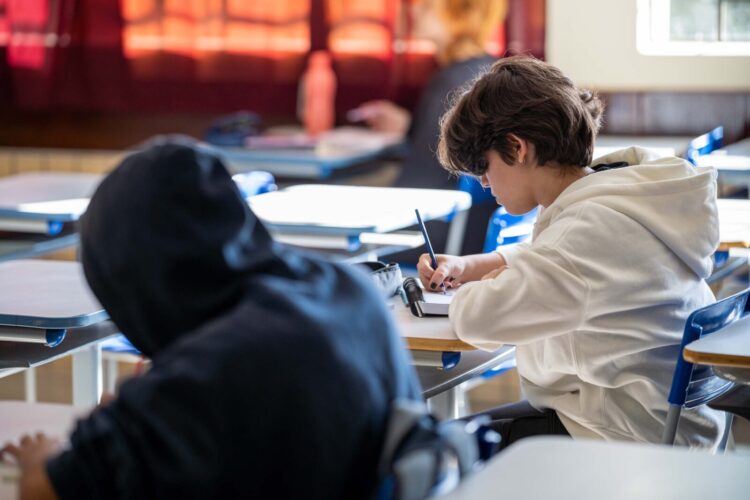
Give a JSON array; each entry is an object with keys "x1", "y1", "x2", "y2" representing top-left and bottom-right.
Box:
[
  {"x1": 444, "y1": 276, "x2": 459, "y2": 289},
  {"x1": 429, "y1": 264, "x2": 451, "y2": 291},
  {"x1": 19, "y1": 435, "x2": 32, "y2": 446},
  {"x1": 417, "y1": 254, "x2": 435, "y2": 287},
  {"x1": 1, "y1": 443, "x2": 21, "y2": 460},
  {"x1": 348, "y1": 101, "x2": 385, "y2": 122}
]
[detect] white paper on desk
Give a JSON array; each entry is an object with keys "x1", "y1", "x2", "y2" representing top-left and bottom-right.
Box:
[
  {"x1": 0, "y1": 402, "x2": 83, "y2": 496},
  {"x1": 0, "y1": 402, "x2": 84, "y2": 446},
  {"x1": 0, "y1": 463, "x2": 20, "y2": 499},
  {"x1": 418, "y1": 290, "x2": 455, "y2": 316}
]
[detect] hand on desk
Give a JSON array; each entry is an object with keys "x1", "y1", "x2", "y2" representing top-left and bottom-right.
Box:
[
  {"x1": 418, "y1": 253, "x2": 467, "y2": 291},
  {"x1": 1, "y1": 434, "x2": 60, "y2": 499},
  {"x1": 347, "y1": 100, "x2": 411, "y2": 136},
  {"x1": 418, "y1": 252, "x2": 508, "y2": 290}
]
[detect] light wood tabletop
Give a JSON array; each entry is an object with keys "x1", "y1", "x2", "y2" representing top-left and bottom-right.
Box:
[
  {"x1": 683, "y1": 313, "x2": 750, "y2": 369},
  {"x1": 392, "y1": 301, "x2": 475, "y2": 352}
]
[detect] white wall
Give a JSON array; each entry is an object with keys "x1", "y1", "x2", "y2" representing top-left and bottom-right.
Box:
[{"x1": 545, "y1": 0, "x2": 750, "y2": 91}]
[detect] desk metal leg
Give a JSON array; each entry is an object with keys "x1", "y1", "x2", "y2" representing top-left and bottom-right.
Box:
[
  {"x1": 72, "y1": 344, "x2": 102, "y2": 408},
  {"x1": 106, "y1": 358, "x2": 118, "y2": 394},
  {"x1": 427, "y1": 383, "x2": 469, "y2": 420},
  {"x1": 24, "y1": 368, "x2": 37, "y2": 403},
  {"x1": 445, "y1": 209, "x2": 469, "y2": 256}
]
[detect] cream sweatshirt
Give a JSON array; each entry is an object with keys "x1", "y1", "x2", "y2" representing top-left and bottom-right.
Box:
[{"x1": 449, "y1": 147, "x2": 724, "y2": 448}]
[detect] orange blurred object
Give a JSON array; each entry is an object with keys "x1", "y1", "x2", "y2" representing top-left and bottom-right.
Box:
[{"x1": 301, "y1": 50, "x2": 337, "y2": 136}]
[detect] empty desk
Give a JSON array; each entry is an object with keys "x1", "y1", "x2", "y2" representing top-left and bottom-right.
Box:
[
  {"x1": 437, "y1": 436, "x2": 750, "y2": 500},
  {"x1": 0, "y1": 260, "x2": 115, "y2": 407},
  {"x1": 249, "y1": 184, "x2": 472, "y2": 256},
  {"x1": 594, "y1": 135, "x2": 692, "y2": 159},
  {"x1": 215, "y1": 128, "x2": 403, "y2": 180}
]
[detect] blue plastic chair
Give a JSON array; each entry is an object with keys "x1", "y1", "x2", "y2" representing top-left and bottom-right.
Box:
[
  {"x1": 457, "y1": 175, "x2": 495, "y2": 205},
  {"x1": 483, "y1": 206, "x2": 539, "y2": 253},
  {"x1": 685, "y1": 126, "x2": 724, "y2": 166},
  {"x1": 231, "y1": 171, "x2": 277, "y2": 198},
  {"x1": 661, "y1": 287, "x2": 750, "y2": 448}
]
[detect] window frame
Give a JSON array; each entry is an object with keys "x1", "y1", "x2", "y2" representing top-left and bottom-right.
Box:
[{"x1": 636, "y1": 0, "x2": 750, "y2": 56}]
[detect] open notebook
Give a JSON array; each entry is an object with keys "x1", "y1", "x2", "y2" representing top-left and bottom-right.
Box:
[{"x1": 402, "y1": 277, "x2": 455, "y2": 317}]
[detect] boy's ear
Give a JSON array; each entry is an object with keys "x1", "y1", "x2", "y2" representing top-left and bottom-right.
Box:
[{"x1": 507, "y1": 133, "x2": 528, "y2": 165}]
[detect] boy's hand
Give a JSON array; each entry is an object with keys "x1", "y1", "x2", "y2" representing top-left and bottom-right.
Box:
[
  {"x1": 1, "y1": 434, "x2": 61, "y2": 470},
  {"x1": 1, "y1": 434, "x2": 61, "y2": 500},
  {"x1": 417, "y1": 254, "x2": 466, "y2": 291}
]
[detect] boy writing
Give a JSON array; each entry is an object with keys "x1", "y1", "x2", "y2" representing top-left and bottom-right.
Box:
[{"x1": 418, "y1": 57, "x2": 723, "y2": 449}]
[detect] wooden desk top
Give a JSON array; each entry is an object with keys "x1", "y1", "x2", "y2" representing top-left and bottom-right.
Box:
[
  {"x1": 717, "y1": 198, "x2": 750, "y2": 250},
  {"x1": 392, "y1": 301, "x2": 475, "y2": 352},
  {"x1": 683, "y1": 314, "x2": 750, "y2": 368},
  {"x1": 437, "y1": 437, "x2": 750, "y2": 500}
]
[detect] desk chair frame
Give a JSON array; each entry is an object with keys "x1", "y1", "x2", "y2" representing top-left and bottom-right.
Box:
[
  {"x1": 685, "y1": 126, "x2": 724, "y2": 166},
  {"x1": 662, "y1": 287, "x2": 750, "y2": 449}
]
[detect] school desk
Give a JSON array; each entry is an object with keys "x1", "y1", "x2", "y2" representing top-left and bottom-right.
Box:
[
  {"x1": 0, "y1": 401, "x2": 85, "y2": 498},
  {"x1": 683, "y1": 313, "x2": 750, "y2": 385},
  {"x1": 593, "y1": 135, "x2": 693, "y2": 160},
  {"x1": 717, "y1": 198, "x2": 750, "y2": 250},
  {"x1": 0, "y1": 230, "x2": 79, "y2": 262},
  {"x1": 248, "y1": 184, "x2": 472, "y2": 255},
  {"x1": 0, "y1": 173, "x2": 102, "y2": 235},
  {"x1": 0, "y1": 260, "x2": 116, "y2": 408},
  {"x1": 696, "y1": 153, "x2": 750, "y2": 198},
  {"x1": 215, "y1": 127, "x2": 403, "y2": 180},
  {"x1": 436, "y1": 436, "x2": 750, "y2": 500},
  {"x1": 391, "y1": 299, "x2": 515, "y2": 419}
]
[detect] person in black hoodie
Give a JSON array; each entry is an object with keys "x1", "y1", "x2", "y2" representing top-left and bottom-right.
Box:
[{"x1": 1, "y1": 140, "x2": 421, "y2": 499}]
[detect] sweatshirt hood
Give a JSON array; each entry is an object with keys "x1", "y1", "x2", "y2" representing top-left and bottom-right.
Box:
[
  {"x1": 79, "y1": 140, "x2": 299, "y2": 357},
  {"x1": 537, "y1": 146, "x2": 718, "y2": 278}
]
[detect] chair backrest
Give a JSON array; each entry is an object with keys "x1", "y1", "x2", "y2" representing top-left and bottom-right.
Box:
[
  {"x1": 662, "y1": 287, "x2": 750, "y2": 446},
  {"x1": 685, "y1": 126, "x2": 724, "y2": 166},
  {"x1": 483, "y1": 206, "x2": 539, "y2": 253}
]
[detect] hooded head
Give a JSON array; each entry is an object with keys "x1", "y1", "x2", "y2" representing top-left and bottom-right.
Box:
[{"x1": 80, "y1": 140, "x2": 287, "y2": 357}]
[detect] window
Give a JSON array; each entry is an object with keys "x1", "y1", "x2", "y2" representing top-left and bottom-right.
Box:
[{"x1": 636, "y1": 0, "x2": 750, "y2": 55}]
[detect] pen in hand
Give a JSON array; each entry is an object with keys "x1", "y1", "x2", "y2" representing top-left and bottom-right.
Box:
[{"x1": 414, "y1": 208, "x2": 445, "y2": 294}]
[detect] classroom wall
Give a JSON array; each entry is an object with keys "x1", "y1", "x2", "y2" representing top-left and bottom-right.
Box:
[{"x1": 545, "y1": 0, "x2": 750, "y2": 91}]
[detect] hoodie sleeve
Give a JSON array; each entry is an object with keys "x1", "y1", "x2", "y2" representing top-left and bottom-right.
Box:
[
  {"x1": 495, "y1": 242, "x2": 530, "y2": 266},
  {"x1": 46, "y1": 363, "x2": 223, "y2": 500},
  {"x1": 449, "y1": 244, "x2": 589, "y2": 349}
]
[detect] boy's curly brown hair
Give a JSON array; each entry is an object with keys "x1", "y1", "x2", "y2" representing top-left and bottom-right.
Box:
[{"x1": 437, "y1": 56, "x2": 604, "y2": 177}]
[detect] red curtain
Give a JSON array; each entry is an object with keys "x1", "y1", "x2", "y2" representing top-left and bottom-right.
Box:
[{"x1": 0, "y1": 0, "x2": 539, "y2": 115}]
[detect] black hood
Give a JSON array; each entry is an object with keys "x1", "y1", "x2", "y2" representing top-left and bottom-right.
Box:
[{"x1": 79, "y1": 141, "x2": 293, "y2": 357}]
